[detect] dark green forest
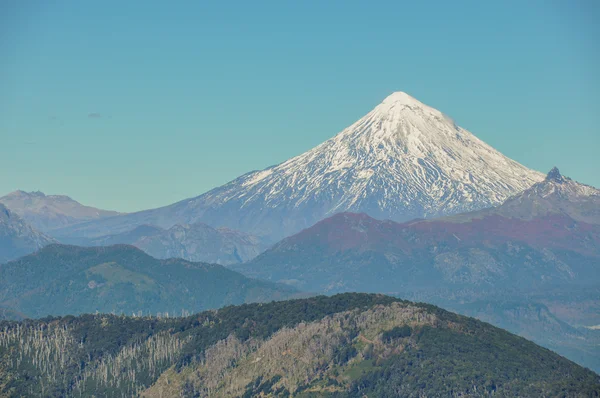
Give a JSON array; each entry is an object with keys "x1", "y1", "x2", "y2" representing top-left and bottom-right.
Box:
[
  {"x1": 0, "y1": 244, "x2": 298, "y2": 318},
  {"x1": 0, "y1": 293, "x2": 598, "y2": 397}
]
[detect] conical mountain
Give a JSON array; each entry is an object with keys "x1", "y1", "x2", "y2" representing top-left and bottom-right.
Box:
[{"x1": 54, "y1": 92, "x2": 544, "y2": 241}]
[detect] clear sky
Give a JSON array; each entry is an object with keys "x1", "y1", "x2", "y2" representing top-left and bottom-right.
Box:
[{"x1": 1, "y1": 0, "x2": 598, "y2": 212}]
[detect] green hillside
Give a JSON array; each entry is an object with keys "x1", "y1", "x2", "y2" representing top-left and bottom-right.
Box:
[
  {"x1": 0, "y1": 244, "x2": 298, "y2": 318},
  {"x1": 0, "y1": 294, "x2": 597, "y2": 397}
]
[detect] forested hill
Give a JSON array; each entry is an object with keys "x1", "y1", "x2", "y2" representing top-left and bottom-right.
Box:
[
  {"x1": 0, "y1": 244, "x2": 298, "y2": 318},
  {"x1": 0, "y1": 294, "x2": 598, "y2": 397}
]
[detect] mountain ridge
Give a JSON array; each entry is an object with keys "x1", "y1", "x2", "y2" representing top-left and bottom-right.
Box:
[
  {"x1": 62, "y1": 221, "x2": 267, "y2": 265},
  {"x1": 0, "y1": 243, "x2": 299, "y2": 318},
  {"x1": 0, "y1": 203, "x2": 56, "y2": 263},
  {"x1": 1, "y1": 294, "x2": 598, "y2": 397},
  {"x1": 442, "y1": 167, "x2": 600, "y2": 224},
  {"x1": 0, "y1": 190, "x2": 121, "y2": 232},
  {"x1": 239, "y1": 168, "x2": 600, "y2": 292}
]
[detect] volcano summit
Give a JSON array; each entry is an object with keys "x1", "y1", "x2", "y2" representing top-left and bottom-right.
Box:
[{"x1": 55, "y1": 92, "x2": 544, "y2": 242}]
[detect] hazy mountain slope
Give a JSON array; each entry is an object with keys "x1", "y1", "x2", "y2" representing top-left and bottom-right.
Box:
[
  {"x1": 0, "y1": 307, "x2": 25, "y2": 321},
  {"x1": 61, "y1": 222, "x2": 267, "y2": 265},
  {"x1": 1, "y1": 294, "x2": 597, "y2": 397},
  {"x1": 0, "y1": 203, "x2": 56, "y2": 263},
  {"x1": 0, "y1": 190, "x2": 121, "y2": 232},
  {"x1": 445, "y1": 298, "x2": 600, "y2": 373},
  {"x1": 444, "y1": 167, "x2": 600, "y2": 224},
  {"x1": 0, "y1": 244, "x2": 298, "y2": 318},
  {"x1": 133, "y1": 223, "x2": 267, "y2": 265},
  {"x1": 239, "y1": 212, "x2": 600, "y2": 293},
  {"x1": 52, "y1": 92, "x2": 543, "y2": 242},
  {"x1": 63, "y1": 224, "x2": 166, "y2": 246}
]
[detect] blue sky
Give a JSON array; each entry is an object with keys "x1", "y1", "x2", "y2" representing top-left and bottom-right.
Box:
[{"x1": 1, "y1": 0, "x2": 598, "y2": 212}]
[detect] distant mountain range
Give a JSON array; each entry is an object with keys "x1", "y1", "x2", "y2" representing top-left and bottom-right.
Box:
[
  {"x1": 0, "y1": 244, "x2": 299, "y2": 318},
  {"x1": 1, "y1": 294, "x2": 598, "y2": 397},
  {"x1": 0, "y1": 203, "x2": 55, "y2": 263},
  {"x1": 48, "y1": 92, "x2": 543, "y2": 242},
  {"x1": 443, "y1": 166, "x2": 600, "y2": 224},
  {"x1": 237, "y1": 168, "x2": 600, "y2": 293},
  {"x1": 0, "y1": 190, "x2": 120, "y2": 232},
  {"x1": 238, "y1": 210, "x2": 600, "y2": 292},
  {"x1": 63, "y1": 222, "x2": 267, "y2": 265},
  {"x1": 234, "y1": 168, "x2": 600, "y2": 371},
  {"x1": 1, "y1": 92, "x2": 598, "y2": 375},
  {"x1": 0, "y1": 192, "x2": 267, "y2": 265}
]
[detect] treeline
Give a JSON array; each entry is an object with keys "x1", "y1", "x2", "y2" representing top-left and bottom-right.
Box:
[
  {"x1": 0, "y1": 293, "x2": 598, "y2": 397},
  {"x1": 0, "y1": 294, "x2": 397, "y2": 397}
]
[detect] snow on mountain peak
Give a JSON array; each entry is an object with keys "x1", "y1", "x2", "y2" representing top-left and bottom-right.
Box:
[
  {"x1": 58, "y1": 92, "x2": 546, "y2": 242},
  {"x1": 381, "y1": 91, "x2": 422, "y2": 105},
  {"x1": 182, "y1": 92, "x2": 545, "y2": 238},
  {"x1": 373, "y1": 91, "x2": 443, "y2": 120}
]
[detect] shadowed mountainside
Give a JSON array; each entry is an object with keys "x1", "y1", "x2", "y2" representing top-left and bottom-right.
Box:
[
  {"x1": 62, "y1": 222, "x2": 268, "y2": 266},
  {"x1": 0, "y1": 203, "x2": 56, "y2": 264}
]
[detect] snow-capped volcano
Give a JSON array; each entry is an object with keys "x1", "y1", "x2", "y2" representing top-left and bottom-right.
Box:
[
  {"x1": 55, "y1": 92, "x2": 544, "y2": 241},
  {"x1": 248, "y1": 91, "x2": 542, "y2": 213},
  {"x1": 176, "y1": 92, "x2": 543, "y2": 236}
]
